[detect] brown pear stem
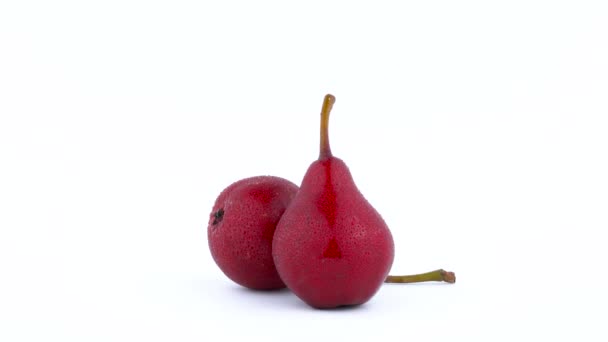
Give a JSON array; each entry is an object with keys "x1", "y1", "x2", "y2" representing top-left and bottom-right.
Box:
[
  {"x1": 319, "y1": 94, "x2": 336, "y2": 159},
  {"x1": 385, "y1": 269, "x2": 456, "y2": 284}
]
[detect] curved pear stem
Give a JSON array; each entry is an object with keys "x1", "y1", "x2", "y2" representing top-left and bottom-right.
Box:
[
  {"x1": 385, "y1": 269, "x2": 456, "y2": 284},
  {"x1": 319, "y1": 94, "x2": 336, "y2": 159}
]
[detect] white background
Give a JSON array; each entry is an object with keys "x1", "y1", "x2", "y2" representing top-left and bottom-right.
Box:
[{"x1": 1, "y1": 1, "x2": 607, "y2": 341}]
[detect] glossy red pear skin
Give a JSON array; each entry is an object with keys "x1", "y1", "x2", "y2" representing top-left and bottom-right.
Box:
[
  {"x1": 208, "y1": 176, "x2": 298, "y2": 290},
  {"x1": 273, "y1": 158, "x2": 395, "y2": 308}
]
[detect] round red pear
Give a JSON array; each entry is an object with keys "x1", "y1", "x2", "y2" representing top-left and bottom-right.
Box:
[
  {"x1": 273, "y1": 95, "x2": 395, "y2": 308},
  {"x1": 208, "y1": 176, "x2": 298, "y2": 290}
]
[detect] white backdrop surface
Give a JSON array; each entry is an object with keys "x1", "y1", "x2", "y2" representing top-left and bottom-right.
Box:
[{"x1": 1, "y1": 1, "x2": 607, "y2": 341}]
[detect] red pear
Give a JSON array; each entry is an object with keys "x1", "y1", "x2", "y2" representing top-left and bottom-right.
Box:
[
  {"x1": 208, "y1": 176, "x2": 298, "y2": 290},
  {"x1": 272, "y1": 95, "x2": 395, "y2": 308}
]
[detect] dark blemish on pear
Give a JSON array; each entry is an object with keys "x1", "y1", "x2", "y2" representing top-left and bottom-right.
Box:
[
  {"x1": 322, "y1": 237, "x2": 342, "y2": 259},
  {"x1": 317, "y1": 160, "x2": 337, "y2": 227},
  {"x1": 212, "y1": 208, "x2": 224, "y2": 225},
  {"x1": 249, "y1": 188, "x2": 274, "y2": 204}
]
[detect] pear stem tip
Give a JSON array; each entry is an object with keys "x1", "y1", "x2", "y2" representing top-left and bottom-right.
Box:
[{"x1": 440, "y1": 269, "x2": 456, "y2": 284}]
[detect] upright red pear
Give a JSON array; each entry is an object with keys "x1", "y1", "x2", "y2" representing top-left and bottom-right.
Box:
[{"x1": 272, "y1": 94, "x2": 395, "y2": 309}]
